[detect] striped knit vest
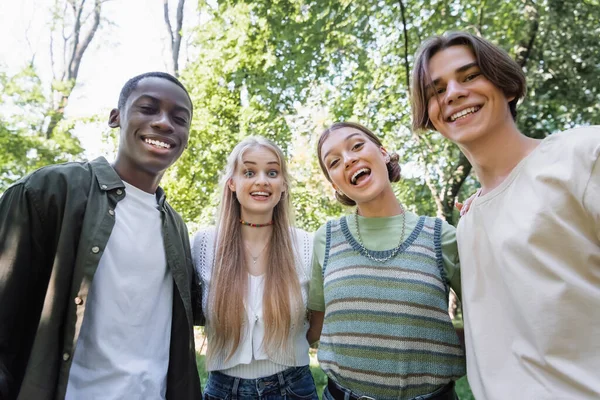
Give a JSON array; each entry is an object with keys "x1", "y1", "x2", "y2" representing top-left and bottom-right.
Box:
[{"x1": 318, "y1": 215, "x2": 465, "y2": 400}]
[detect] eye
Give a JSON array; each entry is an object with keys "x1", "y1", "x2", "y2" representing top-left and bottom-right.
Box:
[
  {"x1": 352, "y1": 142, "x2": 364, "y2": 151},
  {"x1": 174, "y1": 116, "x2": 188, "y2": 126},
  {"x1": 140, "y1": 105, "x2": 156, "y2": 114},
  {"x1": 267, "y1": 170, "x2": 279, "y2": 178},
  {"x1": 328, "y1": 159, "x2": 339, "y2": 168},
  {"x1": 436, "y1": 87, "x2": 446, "y2": 94},
  {"x1": 465, "y1": 72, "x2": 481, "y2": 82},
  {"x1": 244, "y1": 170, "x2": 254, "y2": 178}
]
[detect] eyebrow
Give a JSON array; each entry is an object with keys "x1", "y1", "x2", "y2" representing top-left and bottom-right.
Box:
[
  {"x1": 430, "y1": 62, "x2": 479, "y2": 87},
  {"x1": 242, "y1": 160, "x2": 280, "y2": 166},
  {"x1": 322, "y1": 132, "x2": 363, "y2": 160},
  {"x1": 136, "y1": 95, "x2": 191, "y2": 118}
]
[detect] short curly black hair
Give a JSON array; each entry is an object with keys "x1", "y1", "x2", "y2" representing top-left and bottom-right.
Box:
[{"x1": 117, "y1": 72, "x2": 193, "y2": 115}]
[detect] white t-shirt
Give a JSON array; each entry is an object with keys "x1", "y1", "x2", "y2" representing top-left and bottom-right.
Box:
[
  {"x1": 66, "y1": 181, "x2": 173, "y2": 400},
  {"x1": 458, "y1": 127, "x2": 600, "y2": 399}
]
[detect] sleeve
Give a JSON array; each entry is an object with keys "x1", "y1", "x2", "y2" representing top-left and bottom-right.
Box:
[
  {"x1": 184, "y1": 225, "x2": 205, "y2": 327},
  {"x1": 307, "y1": 224, "x2": 327, "y2": 312},
  {"x1": 191, "y1": 229, "x2": 212, "y2": 326},
  {"x1": 582, "y1": 148, "x2": 600, "y2": 242},
  {"x1": 0, "y1": 183, "x2": 45, "y2": 398},
  {"x1": 440, "y1": 220, "x2": 462, "y2": 301}
]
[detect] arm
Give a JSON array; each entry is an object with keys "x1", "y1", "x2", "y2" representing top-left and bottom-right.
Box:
[
  {"x1": 191, "y1": 229, "x2": 212, "y2": 326},
  {"x1": 582, "y1": 152, "x2": 599, "y2": 242},
  {"x1": 0, "y1": 183, "x2": 44, "y2": 398},
  {"x1": 440, "y1": 221, "x2": 461, "y2": 301},
  {"x1": 306, "y1": 311, "x2": 324, "y2": 347},
  {"x1": 306, "y1": 226, "x2": 327, "y2": 345}
]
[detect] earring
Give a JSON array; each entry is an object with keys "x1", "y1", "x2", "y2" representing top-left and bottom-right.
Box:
[{"x1": 384, "y1": 154, "x2": 391, "y2": 164}]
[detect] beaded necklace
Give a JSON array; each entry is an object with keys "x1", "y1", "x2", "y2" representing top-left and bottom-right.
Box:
[
  {"x1": 354, "y1": 204, "x2": 406, "y2": 263},
  {"x1": 239, "y1": 218, "x2": 274, "y2": 227}
]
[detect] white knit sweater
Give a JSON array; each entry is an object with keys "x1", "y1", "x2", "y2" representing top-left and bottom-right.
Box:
[{"x1": 191, "y1": 227, "x2": 313, "y2": 377}]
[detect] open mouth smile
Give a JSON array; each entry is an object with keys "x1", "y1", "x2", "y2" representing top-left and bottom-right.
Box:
[
  {"x1": 449, "y1": 106, "x2": 481, "y2": 122},
  {"x1": 250, "y1": 191, "x2": 271, "y2": 199},
  {"x1": 142, "y1": 136, "x2": 175, "y2": 150},
  {"x1": 350, "y1": 168, "x2": 371, "y2": 185}
]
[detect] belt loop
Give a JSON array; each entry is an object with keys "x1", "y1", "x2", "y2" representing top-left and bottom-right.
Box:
[
  {"x1": 232, "y1": 377, "x2": 240, "y2": 400},
  {"x1": 277, "y1": 371, "x2": 286, "y2": 396}
]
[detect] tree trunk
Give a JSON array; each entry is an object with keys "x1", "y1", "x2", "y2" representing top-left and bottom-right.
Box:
[{"x1": 45, "y1": 0, "x2": 103, "y2": 138}]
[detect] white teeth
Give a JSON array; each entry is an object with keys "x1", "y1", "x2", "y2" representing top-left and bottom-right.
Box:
[
  {"x1": 144, "y1": 138, "x2": 172, "y2": 149},
  {"x1": 351, "y1": 168, "x2": 370, "y2": 184},
  {"x1": 450, "y1": 107, "x2": 480, "y2": 121},
  {"x1": 251, "y1": 192, "x2": 270, "y2": 196}
]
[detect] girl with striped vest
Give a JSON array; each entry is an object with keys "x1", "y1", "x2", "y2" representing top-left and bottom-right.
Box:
[{"x1": 307, "y1": 122, "x2": 465, "y2": 400}]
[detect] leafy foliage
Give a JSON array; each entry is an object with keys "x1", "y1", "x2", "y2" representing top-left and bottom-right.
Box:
[
  {"x1": 165, "y1": 0, "x2": 600, "y2": 229},
  {"x1": 0, "y1": 65, "x2": 83, "y2": 191}
]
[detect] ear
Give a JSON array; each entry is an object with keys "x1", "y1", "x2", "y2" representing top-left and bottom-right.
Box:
[
  {"x1": 108, "y1": 108, "x2": 120, "y2": 128},
  {"x1": 227, "y1": 178, "x2": 236, "y2": 192},
  {"x1": 507, "y1": 95, "x2": 516, "y2": 102},
  {"x1": 380, "y1": 146, "x2": 389, "y2": 158}
]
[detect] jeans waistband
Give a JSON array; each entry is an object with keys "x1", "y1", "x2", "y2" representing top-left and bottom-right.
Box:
[
  {"x1": 327, "y1": 378, "x2": 456, "y2": 400},
  {"x1": 210, "y1": 365, "x2": 310, "y2": 398}
]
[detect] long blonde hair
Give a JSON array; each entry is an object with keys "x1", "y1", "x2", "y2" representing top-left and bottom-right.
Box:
[{"x1": 207, "y1": 136, "x2": 303, "y2": 363}]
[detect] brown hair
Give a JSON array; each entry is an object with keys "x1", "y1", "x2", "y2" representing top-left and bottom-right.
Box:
[
  {"x1": 317, "y1": 121, "x2": 401, "y2": 207},
  {"x1": 411, "y1": 31, "x2": 526, "y2": 131},
  {"x1": 207, "y1": 137, "x2": 303, "y2": 363}
]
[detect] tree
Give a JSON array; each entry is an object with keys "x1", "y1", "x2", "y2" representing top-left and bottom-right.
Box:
[
  {"x1": 46, "y1": 0, "x2": 105, "y2": 138},
  {"x1": 170, "y1": 0, "x2": 600, "y2": 229},
  {"x1": 163, "y1": 0, "x2": 186, "y2": 76},
  {"x1": 0, "y1": 65, "x2": 83, "y2": 191}
]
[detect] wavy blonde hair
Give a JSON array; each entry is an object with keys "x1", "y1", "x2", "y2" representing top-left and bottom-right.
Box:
[{"x1": 207, "y1": 136, "x2": 303, "y2": 363}]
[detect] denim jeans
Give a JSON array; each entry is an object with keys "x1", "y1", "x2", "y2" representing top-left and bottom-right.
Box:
[{"x1": 204, "y1": 365, "x2": 318, "y2": 400}]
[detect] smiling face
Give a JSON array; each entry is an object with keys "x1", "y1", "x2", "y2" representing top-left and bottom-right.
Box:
[
  {"x1": 426, "y1": 45, "x2": 514, "y2": 146},
  {"x1": 320, "y1": 127, "x2": 391, "y2": 205},
  {"x1": 228, "y1": 146, "x2": 286, "y2": 222},
  {"x1": 110, "y1": 76, "x2": 192, "y2": 190}
]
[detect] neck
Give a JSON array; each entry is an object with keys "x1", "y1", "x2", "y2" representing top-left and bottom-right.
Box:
[
  {"x1": 112, "y1": 159, "x2": 164, "y2": 194},
  {"x1": 241, "y1": 223, "x2": 273, "y2": 244},
  {"x1": 459, "y1": 124, "x2": 541, "y2": 195},
  {"x1": 356, "y1": 186, "x2": 403, "y2": 217}
]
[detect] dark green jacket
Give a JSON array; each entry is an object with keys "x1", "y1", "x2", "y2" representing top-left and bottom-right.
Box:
[{"x1": 0, "y1": 157, "x2": 203, "y2": 400}]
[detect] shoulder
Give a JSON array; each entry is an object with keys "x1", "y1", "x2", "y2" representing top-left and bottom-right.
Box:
[
  {"x1": 20, "y1": 160, "x2": 94, "y2": 191},
  {"x1": 192, "y1": 227, "x2": 216, "y2": 249},
  {"x1": 439, "y1": 218, "x2": 457, "y2": 238},
  {"x1": 292, "y1": 227, "x2": 313, "y2": 243},
  {"x1": 546, "y1": 126, "x2": 600, "y2": 156},
  {"x1": 314, "y1": 216, "x2": 344, "y2": 243}
]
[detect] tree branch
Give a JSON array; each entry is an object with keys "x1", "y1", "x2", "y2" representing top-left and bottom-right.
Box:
[
  {"x1": 515, "y1": 4, "x2": 539, "y2": 69},
  {"x1": 164, "y1": 0, "x2": 186, "y2": 76},
  {"x1": 477, "y1": 0, "x2": 487, "y2": 35},
  {"x1": 398, "y1": 0, "x2": 411, "y2": 95},
  {"x1": 441, "y1": 152, "x2": 472, "y2": 225}
]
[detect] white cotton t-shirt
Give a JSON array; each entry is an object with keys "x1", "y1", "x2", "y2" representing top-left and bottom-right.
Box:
[
  {"x1": 66, "y1": 181, "x2": 173, "y2": 400},
  {"x1": 458, "y1": 127, "x2": 600, "y2": 399}
]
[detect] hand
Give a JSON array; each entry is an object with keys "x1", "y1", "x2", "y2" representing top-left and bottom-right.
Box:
[{"x1": 455, "y1": 189, "x2": 481, "y2": 217}]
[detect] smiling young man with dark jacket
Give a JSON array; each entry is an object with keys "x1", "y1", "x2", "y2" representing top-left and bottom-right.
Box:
[{"x1": 0, "y1": 72, "x2": 203, "y2": 400}]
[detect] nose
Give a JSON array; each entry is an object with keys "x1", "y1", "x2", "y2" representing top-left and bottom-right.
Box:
[
  {"x1": 343, "y1": 152, "x2": 358, "y2": 170},
  {"x1": 445, "y1": 80, "x2": 468, "y2": 105},
  {"x1": 150, "y1": 111, "x2": 174, "y2": 133},
  {"x1": 255, "y1": 171, "x2": 270, "y2": 186}
]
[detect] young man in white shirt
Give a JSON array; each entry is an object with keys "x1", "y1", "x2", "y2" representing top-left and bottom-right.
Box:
[
  {"x1": 411, "y1": 32, "x2": 600, "y2": 399},
  {"x1": 0, "y1": 72, "x2": 203, "y2": 400}
]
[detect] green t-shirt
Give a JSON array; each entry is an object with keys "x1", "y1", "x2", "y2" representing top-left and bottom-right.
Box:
[{"x1": 308, "y1": 210, "x2": 461, "y2": 311}]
